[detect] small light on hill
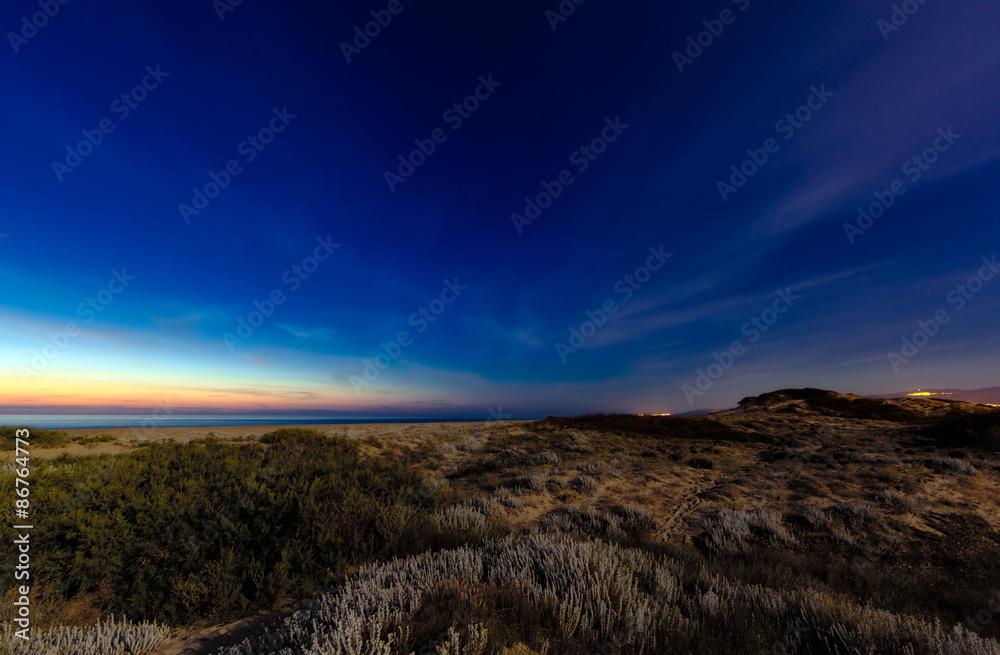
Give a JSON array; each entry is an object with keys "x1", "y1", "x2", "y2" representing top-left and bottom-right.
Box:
[{"x1": 907, "y1": 390, "x2": 953, "y2": 397}]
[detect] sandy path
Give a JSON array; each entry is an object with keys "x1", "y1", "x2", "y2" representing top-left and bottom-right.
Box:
[
  {"x1": 150, "y1": 607, "x2": 297, "y2": 655},
  {"x1": 658, "y1": 471, "x2": 716, "y2": 538}
]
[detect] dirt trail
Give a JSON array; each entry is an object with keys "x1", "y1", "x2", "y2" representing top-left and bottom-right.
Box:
[
  {"x1": 658, "y1": 471, "x2": 716, "y2": 538},
  {"x1": 151, "y1": 607, "x2": 296, "y2": 655}
]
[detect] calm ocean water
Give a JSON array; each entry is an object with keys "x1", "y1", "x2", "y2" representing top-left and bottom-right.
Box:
[{"x1": 0, "y1": 415, "x2": 492, "y2": 430}]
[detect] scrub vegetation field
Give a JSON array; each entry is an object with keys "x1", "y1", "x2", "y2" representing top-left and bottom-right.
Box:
[{"x1": 3, "y1": 388, "x2": 1000, "y2": 654}]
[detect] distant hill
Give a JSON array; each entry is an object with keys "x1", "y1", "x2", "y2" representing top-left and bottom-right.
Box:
[
  {"x1": 871, "y1": 387, "x2": 1000, "y2": 406},
  {"x1": 680, "y1": 386, "x2": 1000, "y2": 417}
]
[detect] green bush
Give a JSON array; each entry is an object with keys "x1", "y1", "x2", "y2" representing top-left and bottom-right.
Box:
[
  {"x1": 0, "y1": 426, "x2": 71, "y2": 450},
  {"x1": 0, "y1": 429, "x2": 441, "y2": 626},
  {"x1": 72, "y1": 434, "x2": 117, "y2": 447}
]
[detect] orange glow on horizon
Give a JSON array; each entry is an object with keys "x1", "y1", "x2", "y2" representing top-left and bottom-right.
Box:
[{"x1": 0, "y1": 374, "x2": 361, "y2": 412}]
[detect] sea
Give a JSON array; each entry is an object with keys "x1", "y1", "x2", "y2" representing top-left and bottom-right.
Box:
[{"x1": 0, "y1": 415, "x2": 495, "y2": 430}]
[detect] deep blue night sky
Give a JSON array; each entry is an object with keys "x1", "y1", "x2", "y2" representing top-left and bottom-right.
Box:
[{"x1": 2, "y1": 0, "x2": 998, "y2": 416}]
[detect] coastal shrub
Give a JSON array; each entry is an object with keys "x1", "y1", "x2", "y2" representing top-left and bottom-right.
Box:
[
  {"x1": 0, "y1": 426, "x2": 71, "y2": 450},
  {"x1": 216, "y1": 534, "x2": 1000, "y2": 655},
  {"x1": 702, "y1": 508, "x2": 796, "y2": 553},
  {"x1": 0, "y1": 616, "x2": 168, "y2": 655},
  {"x1": 72, "y1": 434, "x2": 117, "y2": 447},
  {"x1": 0, "y1": 429, "x2": 438, "y2": 626}
]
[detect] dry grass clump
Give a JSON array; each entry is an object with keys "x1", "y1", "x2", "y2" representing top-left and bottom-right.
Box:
[
  {"x1": 0, "y1": 616, "x2": 168, "y2": 655},
  {"x1": 537, "y1": 505, "x2": 626, "y2": 539},
  {"x1": 805, "y1": 502, "x2": 891, "y2": 545},
  {"x1": 434, "y1": 491, "x2": 529, "y2": 541},
  {"x1": 423, "y1": 472, "x2": 450, "y2": 493},
  {"x1": 833, "y1": 501, "x2": 885, "y2": 530},
  {"x1": 435, "y1": 493, "x2": 515, "y2": 540},
  {"x1": 619, "y1": 505, "x2": 658, "y2": 537},
  {"x1": 216, "y1": 534, "x2": 1000, "y2": 655},
  {"x1": 702, "y1": 508, "x2": 797, "y2": 553},
  {"x1": 457, "y1": 435, "x2": 486, "y2": 453},
  {"x1": 500, "y1": 446, "x2": 529, "y2": 462},
  {"x1": 804, "y1": 506, "x2": 831, "y2": 528},
  {"x1": 537, "y1": 505, "x2": 657, "y2": 543},
  {"x1": 437, "y1": 441, "x2": 459, "y2": 455},
  {"x1": 529, "y1": 451, "x2": 560, "y2": 466},
  {"x1": 571, "y1": 475, "x2": 598, "y2": 494},
  {"x1": 492, "y1": 487, "x2": 525, "y2": 510},
  {"x1": 464, "y1": 495, "x2": 505, "y2": 518},
  {"x1": 514, "y1": 471, "x2": 549, "y2": 494},
  {"x1": 921, "y1": 457, "x2": 977, "y2": 475},
  {"x1": 876, "y1": 488, "x2": 918, "y2": 512},
  {"x1": 575, "y1": 459, "x2": 602, "y2": 474},
  {"x1": 436, "y1": 505, "x2": 493, "y2": 537},
  {"x1": 829, "y1": 524, "x2": 855, "y2": 545}
]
